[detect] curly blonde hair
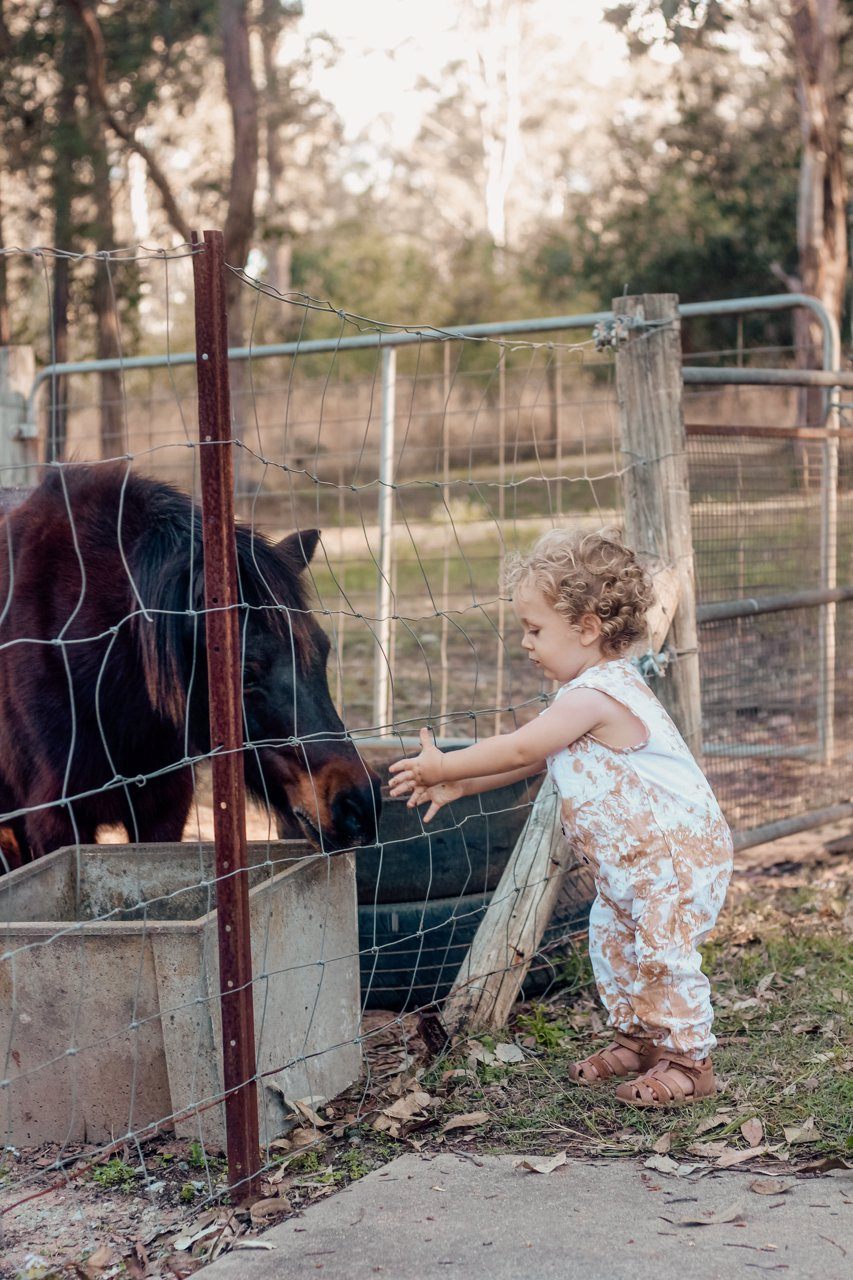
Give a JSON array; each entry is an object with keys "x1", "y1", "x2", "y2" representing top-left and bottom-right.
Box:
[{"x1": 503, "y1": 529, "x2": 654, "y2": 657}]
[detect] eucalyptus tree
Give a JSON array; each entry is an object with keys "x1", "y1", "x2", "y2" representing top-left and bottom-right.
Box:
[{"x1": 605, "y1": 0, "x2": 851, "y2": 394}]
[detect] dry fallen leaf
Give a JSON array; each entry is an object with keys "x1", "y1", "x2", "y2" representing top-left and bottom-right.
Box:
[
  {"x1": 783, "y1": 1116, "x2": 819, "y2": 1145},
  {"x1": 652, "y1": 1133, "x2": 672, "y2": 1154},
  {"x1": 495, "y1": 1042, "x2": 525, "y2": 1064},
  {"x1": 383, "y1": 1090, "x2": 432, "y2": 1121},
  {"x1": 695, "y1": 1112, "x2": 731, "y2": 1136},
  {"x1": 80, "y1": 1246, "x2": 121, "y2": 1279},
  {"x1": 513, "y1": 1151, "x2": 567, "y2": 1175},
  {"x1": 716, "y1": 1145, "x2": 768, "y2": 1168},
  {"x1": 291, "y1": 1098, "x2": 328, "y2": 1128},
  {"x1": 172, "y1": 1223, "x2": 224, "y2": 1253},
  {"x1": 250, "y1": 1197, "x2": 292, "y2": 1224},
  {"x1": 740, "y1": 1118, "x2": 764, "y2": 1147},
  {"x1": 467, "y1": 1039, "x2": 497, "y2": 1067},
  {"x1": 750, "y1": 1178, "x2": 794, "y2": 1195},
  {"x1": 797, "y1": 1155, "x2": 851, "y2": 1174},
  {"x1": 660, "y1": 1203, "x2": 744, "y2": 1228},
  {"x1": 687, "y1": 1141, "x2": 730, "y2": 1158},
  {"x1": 441, "y1": 1111, "x2": 491, "y2": 1134},
  {"x1": 288, "y1": 1129, "x2": 317, "y2": 1150},
  {"x1": 644, "y1": 1154, "x2": 679, "y2": 1174}
]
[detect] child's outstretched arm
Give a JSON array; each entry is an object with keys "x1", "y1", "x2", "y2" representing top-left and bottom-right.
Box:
[
  {"x1": 389, "y1": 761, "x2": 545, "y2": 823},
  {"x1": 388, "y1": 689, "x2": 606, "y2": 789}
]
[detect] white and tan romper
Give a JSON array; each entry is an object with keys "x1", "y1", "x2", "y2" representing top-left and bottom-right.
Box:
[{"x1": 547, "y1": 658, "x2": 733, "y2": 1058}]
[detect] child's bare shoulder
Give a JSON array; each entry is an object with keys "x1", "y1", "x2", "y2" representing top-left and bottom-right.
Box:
[{"x1": 550, "y1": 685, "x2": 646, "y2": 747}]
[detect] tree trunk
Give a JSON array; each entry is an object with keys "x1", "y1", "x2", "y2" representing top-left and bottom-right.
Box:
[
  {"x1": 66, "y1": 0, "x2": 192, "y2": 243},
  {"x1": 0, "y1": 171, "x2": 10, "y2": 346},
  {"x1": 47, "y1": 10, "x2": 80, "y2": 463},
  {"x1": 219, "y1": 0, "x2": 260, "y2": 481},
  {"x1": 259, "y1": 0, "x2": 292, "y2": 295},
  {"x1": 470, "y1": 0, "x2": 522, "y2": 253},
  {"x1": 88, "y1": 108, "x2": 124, "y2": 458},
  {"x1": 788, "y1": 1, "x2": 848, "y2": 428},
  {"x1": 220, "y1": 0, "x2": 259, "y2": 332}
]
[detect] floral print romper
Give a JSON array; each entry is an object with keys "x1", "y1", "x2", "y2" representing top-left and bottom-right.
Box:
[{"x1": 547, "y1": 658, "x2": 733, "y2": 1059}]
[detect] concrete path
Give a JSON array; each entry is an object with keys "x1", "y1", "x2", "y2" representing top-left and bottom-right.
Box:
[{"x1": 200, "y1": 1153, "x2": 851, "y2": 1280}]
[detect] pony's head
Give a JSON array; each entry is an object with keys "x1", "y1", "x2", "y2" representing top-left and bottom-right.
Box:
[{"x1": 135, "y1": 520, "x2": 381, "y2": 853}]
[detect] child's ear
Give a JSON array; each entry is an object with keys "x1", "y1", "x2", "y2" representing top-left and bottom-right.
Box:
[{"x1": 578, "y1": 612, "x2": 603, "y2": 646}]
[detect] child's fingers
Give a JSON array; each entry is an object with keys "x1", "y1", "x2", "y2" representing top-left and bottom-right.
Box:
[
  {"x1": 419, "y1": 726, "x2": 433, "y2": 748},
  {"x1": 423, "y1": 800, "x2": 440, "y2": 823},
  {"x1": 388, "y1": 758, "x2": 410, "y2": 775},
  {"x1": 404, "y1": 785, "x2": 429, "y2": 809}
]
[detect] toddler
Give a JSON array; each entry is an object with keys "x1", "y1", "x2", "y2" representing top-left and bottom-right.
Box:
[{"x1": 389, "y1": 529, "x2": 733, "y2": 1108}]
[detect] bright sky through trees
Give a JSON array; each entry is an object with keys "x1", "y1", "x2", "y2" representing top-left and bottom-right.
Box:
[{"x1": 301, "y1": 0, "x2": 628, "y2": 148}]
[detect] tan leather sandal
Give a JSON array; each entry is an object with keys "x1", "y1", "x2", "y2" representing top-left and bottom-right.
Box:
[
  {"x1": 615, "y1": 1050, "x2": 717, "y2": 1107},
  {"x1": 568, "y1": 1031, "x2": 655, "y2": 1086}
]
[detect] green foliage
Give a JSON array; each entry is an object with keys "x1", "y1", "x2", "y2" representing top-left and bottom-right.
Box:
[
  {"x1": 516, "y1": 1005, "x2": 568, "y2": 1053},
  {"x1": 2, "y1": 0, "x2": 848, "y2": 360},
  {"x1": 337, "y1": 1147, "x2": 372, "y2": 1182},
  {"x1": 90, "y1": 1157, "x2": 139, "y2": 1192},
  {"x1": 529, "y1": 42, "x2": 802, "y2": 348},
  {"x1": 187, "y1": 1140, "x2": 227, "y2": 1177},
  {"x1": 286, "y1": 1148, "x2": 323, "y2": 1174}
]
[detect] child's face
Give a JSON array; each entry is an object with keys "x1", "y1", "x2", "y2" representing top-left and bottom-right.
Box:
[{"x1": 513, "y1": 579, "x2": 602, "y2": 683}]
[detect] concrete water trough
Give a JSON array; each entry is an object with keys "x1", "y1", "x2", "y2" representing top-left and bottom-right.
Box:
[{"x1": 0, "y1": 841, "x2": 361, "y2": 1151}]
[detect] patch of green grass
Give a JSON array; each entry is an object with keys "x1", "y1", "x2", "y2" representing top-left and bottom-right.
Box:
[
  {"x1": 90, "y1": 1157, "x2": 139, "y2": 1192},
  {"x1": 431, "y1": 930, "x2": 851, "y2": 1163},
  {"x1": 187, "y1": 1140, "x2": 227, "y2": 1178},
  {"x1": 286, "y1": 1148, "x2": 324, "y2": 1175},
  {"x1": 180, "y1": 1182, "x2": 197, "y2": 1203},
  {"x1": 336, "y1": 1147, "x2": 372, "y2": 1182},
  {"x1": 516, "y1": 1005, "x2": 569, "y2": 1054}
]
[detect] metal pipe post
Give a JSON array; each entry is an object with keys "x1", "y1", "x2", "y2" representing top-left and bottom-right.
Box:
[
  {"x1": 191, "y1": 229, "x2": 260, "y2": 1198},
  {"x1": 373, "y1": 346, "x2": 396, "y2": 733},
  {"x1": 818, "y1": 314, "x2": 842, "y2": 765}
]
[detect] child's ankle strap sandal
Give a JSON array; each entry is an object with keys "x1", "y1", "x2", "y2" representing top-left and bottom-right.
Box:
[
  {"x1": 615, "y1": 1051, "x2": 717, "y2": 1107},
  {"x1": 568, "y1": 1031, "x2": 654, "y2": 1085}
]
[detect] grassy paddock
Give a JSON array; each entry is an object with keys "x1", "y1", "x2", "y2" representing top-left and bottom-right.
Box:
[{"x1": 410, "y1": 863, "x2": 852, "y2": 1164}]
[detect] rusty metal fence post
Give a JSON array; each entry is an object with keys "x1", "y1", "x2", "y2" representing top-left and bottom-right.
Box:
[{"x1": 191, "y1": 229, "x2": 260, "y2": 1198}]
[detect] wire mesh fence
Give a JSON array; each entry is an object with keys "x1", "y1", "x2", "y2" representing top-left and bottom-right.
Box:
[
  {"x1": 685, "y1": 415, "x2": 853, "y2": 837},
  {"x1": 0, "y1": 239, "x2": 850, "y2": 1233}
]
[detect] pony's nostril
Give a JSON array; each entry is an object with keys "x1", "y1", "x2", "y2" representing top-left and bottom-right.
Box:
[{"x1": 335, "y1": 783, "x2": 381, "y2": 845}]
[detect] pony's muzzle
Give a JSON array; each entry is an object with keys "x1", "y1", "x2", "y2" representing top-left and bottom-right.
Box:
[
  {"x1": 279, "y1": 756, "x2": 382, "y2": 853},
  {"x1": 330, "y1": 777, "x2": 382, "y2": 849}
]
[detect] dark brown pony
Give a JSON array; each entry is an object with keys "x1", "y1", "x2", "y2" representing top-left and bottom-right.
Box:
[{"x1": 0, "y1": 465, "x2": 380, "y2": 868}]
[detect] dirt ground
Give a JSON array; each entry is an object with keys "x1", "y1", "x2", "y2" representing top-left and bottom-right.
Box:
[{"x1": 1, "y1": 818, "x2": 850, "y2": 1280}]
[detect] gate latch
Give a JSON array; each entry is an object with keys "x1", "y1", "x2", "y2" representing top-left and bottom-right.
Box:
[{"x1": 592, "y1": 315, "x2": 640, "y2": 352}]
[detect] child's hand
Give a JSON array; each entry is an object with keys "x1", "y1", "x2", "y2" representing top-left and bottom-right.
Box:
[
  {"x1": 388, "y1": 726, "x2": 446, "y2": 788},
  {"x1": 387, "y1": 774, "x2": 464, "y2": 824}
]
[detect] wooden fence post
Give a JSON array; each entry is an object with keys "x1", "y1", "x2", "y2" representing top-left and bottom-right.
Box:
[
  {"x1": 0, "y1": 345, "x2": 38, "y2": 485},
  {"x1": 613, "y1": 294, "x2": 703, "y2": 757}
]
